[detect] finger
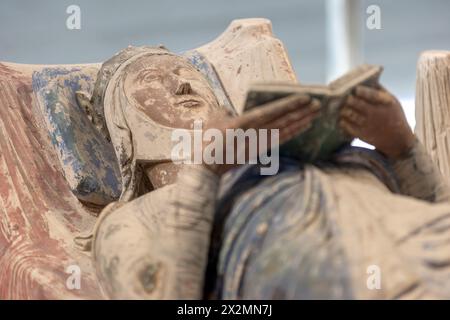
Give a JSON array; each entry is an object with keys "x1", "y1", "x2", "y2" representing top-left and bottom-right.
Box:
[
  {"x1": 340, "y1": 106, "x2": 367, "y2": 126},
  {"x1": 339, "y1": 119, "x2": 360, "y2": 138},
  {"x1": 246, "y1": 94, "x2": 312, "y2": 125},
  {"x1": 375, "y1": 83, "x2": 391, "y2": 92},
  {"x1": 355, "y1": 85, "x2": 391, "y2": 105},
  {"x1": 344, "y1": 95, "x2": 371, "y2": 115},
  {"x1": 239, "y1": 93, "x2": 313, "y2": 127},
  {"x1": 278, "y1": 113, "x2": 318, "y2": 144},
  {"x1": 258, "y1": 114, "x2": 316, "y2": 151},
  {"x1": 266, "y1": 102, "x2": 321, "y2": 130}
]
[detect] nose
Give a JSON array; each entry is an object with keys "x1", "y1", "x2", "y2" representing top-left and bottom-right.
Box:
[{"x1": 175, "y1": 81, "x2": 192, "y2": 95}]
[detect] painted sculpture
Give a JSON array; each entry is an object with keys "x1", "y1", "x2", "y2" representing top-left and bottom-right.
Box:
[
  {"x1": 0, "y1": 18, "x2": 297, "y2": 299},
  {"x1": 1, "y1": 18, "x2": 450, "y2": 300}
]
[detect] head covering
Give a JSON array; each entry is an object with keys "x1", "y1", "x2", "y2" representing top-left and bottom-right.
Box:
[
  {"x1": 90, "y1": 46, "x2": 172, "y2": 141},
  {"x1": 93, "y1": 46, "x2": 234, "y2": 200}
]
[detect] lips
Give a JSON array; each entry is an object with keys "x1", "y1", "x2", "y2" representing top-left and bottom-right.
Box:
[{"x1": 176, "y1": 98, "x2": 202, "y2": 108}]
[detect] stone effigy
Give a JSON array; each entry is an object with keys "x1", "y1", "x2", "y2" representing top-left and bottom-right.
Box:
[
  {"x1": 88, "y1": 36, "x2": 450, "y2": 299},
  {"x1": 2, "y1": 18, "x2": 450, "y2": 300},
  {"x1": 0, "y1": 18, "x2": 297, "y2": 299}
]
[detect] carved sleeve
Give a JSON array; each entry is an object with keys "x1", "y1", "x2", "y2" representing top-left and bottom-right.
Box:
[
  {"x1": 164, "y1": 164, "x2": 220, "y2": 298},
  {"x1": 391, "y1": 138, "x2": 450, "y2": 203},
  {"x1": 93, "y1": 164, "x2": 220, "y2": 299}
]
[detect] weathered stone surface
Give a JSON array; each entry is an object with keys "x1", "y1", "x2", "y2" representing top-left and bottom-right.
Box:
[
  {"x1": 0, "y1": 62, "x2": 103, "y2": 299},
  {"x1": 33, "y1": 65, "x2": 122, "y2": 206},
  {"x1": 0, "y1": 18, "x2": 299, "y2": 299},
  {"x1": 415, "y1": 50, "x2": 450, "y2": 182}
]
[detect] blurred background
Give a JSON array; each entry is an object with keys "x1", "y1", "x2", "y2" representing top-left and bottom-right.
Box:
[{"x1": 1, "y1": 0, "x2": 450, "y2": 130}]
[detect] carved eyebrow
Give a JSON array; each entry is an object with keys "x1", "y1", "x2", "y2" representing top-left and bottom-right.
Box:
[
  {"x1": 142, "y1": 68, "x2": 159, "y2": 73},
  {"x1": 136, "y1": 68, "x2": 160, "y2": 82},
  {"x1": 173, "y1": 65, "x2": 194, "y2": 73}
]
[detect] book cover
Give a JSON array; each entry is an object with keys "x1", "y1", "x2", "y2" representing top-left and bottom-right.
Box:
[{"x1": 243, "y1": 64, "x2": 383, "y2": 161}]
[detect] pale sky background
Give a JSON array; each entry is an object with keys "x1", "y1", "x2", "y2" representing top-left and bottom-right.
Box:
[{"x1": 1, "y1": 0, "x2": 449, "y2": 135}]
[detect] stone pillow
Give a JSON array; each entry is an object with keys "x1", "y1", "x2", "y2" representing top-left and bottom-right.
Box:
[{"x1": 32, "y1": 66, "x2": 122, "y2": 206}]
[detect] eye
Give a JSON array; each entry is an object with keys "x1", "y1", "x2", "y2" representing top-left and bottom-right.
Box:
[
  {"x1": 143, "y1": 73, "x2": 159, "y2": 82},
  {"x1": 140, "y1": 70, "x2": 160, "y2": 83}
]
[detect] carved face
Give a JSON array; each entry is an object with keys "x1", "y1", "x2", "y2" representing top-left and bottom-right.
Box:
[{"x1": 124, "y1": 54, "x2": 220, "y2": 129}]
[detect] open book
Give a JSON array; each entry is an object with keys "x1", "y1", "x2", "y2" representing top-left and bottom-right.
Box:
[{"x1": 243, "y1": 64, "x2": 383, "y2": 161}]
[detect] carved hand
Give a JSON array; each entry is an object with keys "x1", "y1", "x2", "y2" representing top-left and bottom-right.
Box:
[
  {"x1": 202, "y1": 94, "x2": 321, "y2": 175},
  {"x1": 340, "y1": 85, "x2": 416, "y2": 160}
]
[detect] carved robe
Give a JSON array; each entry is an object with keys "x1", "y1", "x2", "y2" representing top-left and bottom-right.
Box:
[{"x1": 93, "y1": 140, "x2": 450, "y2": 299}]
